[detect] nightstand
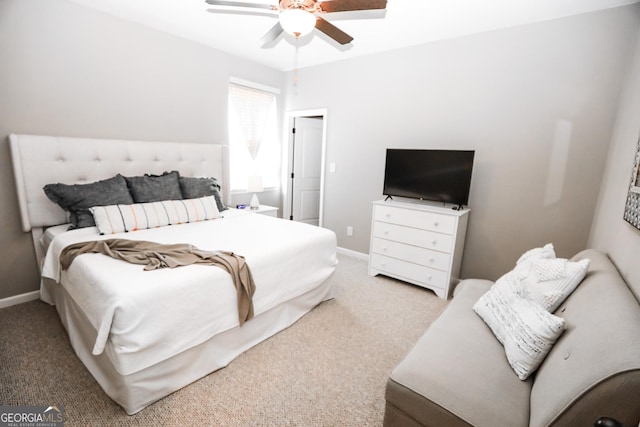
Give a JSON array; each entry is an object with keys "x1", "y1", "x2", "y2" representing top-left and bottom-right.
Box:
[{"x1": 250, "y1": 204, "x2": 279, "y2": 217}]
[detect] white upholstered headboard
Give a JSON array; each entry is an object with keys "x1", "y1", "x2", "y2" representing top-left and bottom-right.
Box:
[{"x1": 10, "y1": 134, "x2": 230, "y2": 232}]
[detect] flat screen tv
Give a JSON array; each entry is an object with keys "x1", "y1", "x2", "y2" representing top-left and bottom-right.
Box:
[{"x1": 383, "y1": 149, "x2": 475, "y2": 207}]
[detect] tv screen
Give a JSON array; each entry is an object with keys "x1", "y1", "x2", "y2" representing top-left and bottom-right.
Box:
[{"x1": 383, "y1": 149, "x2": 475, "y2": 207}]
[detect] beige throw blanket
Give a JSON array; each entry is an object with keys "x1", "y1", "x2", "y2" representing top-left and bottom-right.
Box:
[{"x1": 60, "y1": 239, "x2": 255, "y2": 326}]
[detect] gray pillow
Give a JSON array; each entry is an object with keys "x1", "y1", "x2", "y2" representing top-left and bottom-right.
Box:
[
  {"x1": 179, "y1": 176, "x2": 227, "y2": 211},
  {"x1": 123, "y1": 171, "x2": 182, "y2": 203},
  {"x1": 43, "y1": 175, "x2": 134, "y2": 229}
]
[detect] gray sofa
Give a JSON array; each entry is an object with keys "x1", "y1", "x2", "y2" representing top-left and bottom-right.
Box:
[{"x1": 384, "y1": 249, "x2": 640, "y2": 427}]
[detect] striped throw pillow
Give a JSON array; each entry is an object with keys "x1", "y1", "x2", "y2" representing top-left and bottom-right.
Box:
[{"x1": 90, "y1": 196, "x2": 220, "y2": 235}]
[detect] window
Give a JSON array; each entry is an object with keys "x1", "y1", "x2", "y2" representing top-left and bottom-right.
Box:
[{"x1": 228, "y1": 80, "x2": 280, "y2": 191}]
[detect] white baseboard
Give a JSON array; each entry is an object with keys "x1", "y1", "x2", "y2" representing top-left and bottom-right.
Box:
[
  {"x1": 336, "y1": 247, "x2": 369, "y2": 261},
  {"x1": 0, "y1": 290, "x2": 40, "y2": 309}
]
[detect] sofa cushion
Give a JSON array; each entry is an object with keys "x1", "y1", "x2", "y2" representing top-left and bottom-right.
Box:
[
  {"x1": 529, "y1": 249, "x2": 640, "y2": 427},
  {"x1": 386, "y1": 279, "x2": 532, "y2": 427}
]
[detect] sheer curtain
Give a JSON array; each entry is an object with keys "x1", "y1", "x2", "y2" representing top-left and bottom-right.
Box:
[{"x1": 228, "y1": 82, "x2": 280, "y2": 191}]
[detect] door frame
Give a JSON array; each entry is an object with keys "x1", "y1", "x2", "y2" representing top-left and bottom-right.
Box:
[{"x1": 282, "y1": 108, "x2": 328, "y2": 226}]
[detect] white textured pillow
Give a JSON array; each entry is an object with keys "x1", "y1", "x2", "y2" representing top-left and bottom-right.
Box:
[
  {"x1": 516, "y1": 257, "x2": 590, "y2": 312},
  {"x1": 516, "y1": 243, "x2": 556, "y2": 264},
  {"x1": 90, "y1": 196, "x2": 220, "y2": 235},
  {"x1": 473, "y1": 276, "x2": 566, "y2": 380}
]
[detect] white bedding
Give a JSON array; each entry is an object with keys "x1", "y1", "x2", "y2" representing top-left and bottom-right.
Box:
[
  {"x1": 41, "y1": 223, "x2": 72, "y2": 253},
  {"x1": 11, "y1": 135, "x2": 337, "y2": 414},
  {"x1": 42, "y1": 209, "x2": 337, "y2": 376}
]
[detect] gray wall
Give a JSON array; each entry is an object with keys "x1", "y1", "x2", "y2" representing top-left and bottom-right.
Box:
[
  {"x1": 0, "y1": 0, "x2": 285, "y2": 300},
  {"x1": 286, "y1": 5, "x2": 640, "y2": 281},
  {"x1": 589, "y1": 23, "x2": 640, "y2": 300},
  {"x1": 1, "y1": 1, "x2": 639, "y2": 302}
]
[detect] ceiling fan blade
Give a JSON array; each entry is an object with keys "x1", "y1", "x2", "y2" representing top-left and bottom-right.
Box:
[
  {"x1": 319, "y1": 0, "x2": 387, "y2": 13},
  {"x1": 207, "y1": 8, "x2": 276, "y2": 18},
  {"x1": 261, "y1": 22, "x2": 284, "y2": 46},
  {"x1": 205, "y1": 0, "x2": 277, "y2": 11},
  {"x1": 315, "y1": 17, "x2": 353, "y2": 45}
]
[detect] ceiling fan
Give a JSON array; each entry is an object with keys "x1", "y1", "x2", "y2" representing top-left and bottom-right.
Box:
[{"x1": 205, "y1": 0, "x2": 387, "y2": 46}]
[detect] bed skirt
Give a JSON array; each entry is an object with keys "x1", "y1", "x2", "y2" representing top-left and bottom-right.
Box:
[{"x1": 44, "y1": 276, "x2": 336, "y2": 414}]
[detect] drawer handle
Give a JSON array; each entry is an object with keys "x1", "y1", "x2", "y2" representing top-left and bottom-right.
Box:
[
  {"x1": 384, "y1": 231, "x2": 389, "y2": 235},
  {"x1": 381, "y1": 262, "x2": 386, "y2": 267},
  {"x1": 432, "y1": 239, "x2": 437, "y2": 245},
  {"x1": 427, "y1": 275, "x2": 433, "y2": 281},
  {"x1": 385, "y1": 213, "x2": 391, "y2": 218},
  {"x1": 429, "y1": 258, "x2": 435, "y2": 263},
  {"x1": 383, "y1": 247, "x2": 388, "y2": 252},
  {"x1": 434, "y1": 221, "x2": 439, "y2": 227}
]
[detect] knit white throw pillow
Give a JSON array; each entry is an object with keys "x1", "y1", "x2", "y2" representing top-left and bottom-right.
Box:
[
  {"x1": 90, "y1": 195, "x2": 220, "y2": 235},
  {"x1": 516, "y1": 243, "x2": 556, "y2": 265},
  {"x1": 513, "y1": 256, "x2": 590, "y2": 312},
  {"x1": 473, "y1": 276, "x2": 566, "y2": 380}
]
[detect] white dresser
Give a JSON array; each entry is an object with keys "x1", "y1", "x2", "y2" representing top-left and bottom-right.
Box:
[{"x1": 368, "y1": 199, "x2": 469, "y2": 299}]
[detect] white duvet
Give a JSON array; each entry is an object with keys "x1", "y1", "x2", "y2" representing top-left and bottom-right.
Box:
[{"x1": 42, "y1": 209, "x2": 337, "y2": 375}]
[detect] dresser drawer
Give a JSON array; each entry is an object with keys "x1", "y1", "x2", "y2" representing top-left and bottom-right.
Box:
[
  {"x1": 371, "y1": 238, "x2": 451, "y2": 271},
  {"x1": 370, "y1": 254, "x2": 448, "y2": 290},
  {"x1": 373, "y1": 222, "x2": 453, "y2": 253},
  {"x1": 375, "y1": 205, "x2": 456, "y2": 234}
]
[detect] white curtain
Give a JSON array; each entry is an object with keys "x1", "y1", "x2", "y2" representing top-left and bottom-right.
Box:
[{"x1": 229, "y1": 83, "x2": 275, "y2": 160}]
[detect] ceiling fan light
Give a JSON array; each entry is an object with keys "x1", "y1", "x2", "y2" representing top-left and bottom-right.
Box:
[{"x1": 279, "y1": 9, "x2": 316, "y2": 38}]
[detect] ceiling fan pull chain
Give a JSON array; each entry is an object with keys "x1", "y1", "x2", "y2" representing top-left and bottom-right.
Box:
[{"x1": 293, "y1": 37, "x2": 300, "y2": 92}]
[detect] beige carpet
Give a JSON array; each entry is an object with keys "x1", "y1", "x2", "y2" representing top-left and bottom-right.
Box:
[{"x1": 0, "y1": 254, "x2": 448, "y2": 426}]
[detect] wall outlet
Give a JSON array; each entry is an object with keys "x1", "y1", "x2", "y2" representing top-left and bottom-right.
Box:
[
  {"x1": 329, "y1": 162, "x2": 336, "y2": 173},
  {"x1": 346, "y1": 226, "x2": 353, "y2": 236}
]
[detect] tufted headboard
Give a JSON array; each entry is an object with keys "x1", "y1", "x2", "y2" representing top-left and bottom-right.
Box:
[{"x1": 9, "y1": 134, "x2": 230, "y2": 232}]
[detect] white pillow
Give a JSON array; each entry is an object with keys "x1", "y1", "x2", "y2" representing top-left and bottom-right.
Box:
[
  {"x1": 90, "y1": 196, "x2": 220, "y2": 235},
  {"x1": 473, "y1": 276, "x2": 566, "y2": 380},
  {"x1": 516, "y1": 243, "x2": 556, "y2": 264},
  {"x1": 517, "y1": 257, "x2": 590, "y2": 312}
]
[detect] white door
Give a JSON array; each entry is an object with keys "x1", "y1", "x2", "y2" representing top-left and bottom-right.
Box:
[{"x1": 291, "y1": 117, "x2": 323, "y2": 225}]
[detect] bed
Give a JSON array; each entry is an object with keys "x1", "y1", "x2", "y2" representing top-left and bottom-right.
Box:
[{"x1": 9, "y1": 134, "x2": 338, "y2": 414}]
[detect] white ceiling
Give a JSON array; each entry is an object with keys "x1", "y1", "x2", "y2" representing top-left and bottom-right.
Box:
[{"x1": 70, "y1": 0, "x2": 639, "y2": 71}]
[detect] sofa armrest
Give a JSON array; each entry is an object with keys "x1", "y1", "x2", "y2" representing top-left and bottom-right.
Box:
[{"x1": 452, "y1": 278, "x2": 493, "y2": 298}]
